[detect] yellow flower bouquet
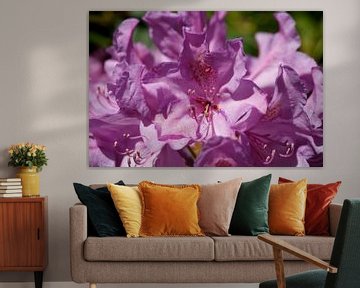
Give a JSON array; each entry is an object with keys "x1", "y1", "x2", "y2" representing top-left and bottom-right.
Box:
[{"x1": 8, "y1": 142, "x2": 48, "y2": 172}]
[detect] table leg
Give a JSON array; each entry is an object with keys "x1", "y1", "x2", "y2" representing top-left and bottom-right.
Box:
[{"x1": 34, "y1": 271, "x2": 43, "y2": 288}]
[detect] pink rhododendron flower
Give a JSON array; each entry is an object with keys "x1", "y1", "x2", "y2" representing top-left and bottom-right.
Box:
[{"x1": 89, "y1": 11, "x2": 323, "y2": 167}]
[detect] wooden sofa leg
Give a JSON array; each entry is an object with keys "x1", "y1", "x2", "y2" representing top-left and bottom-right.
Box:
[{"x1": 89, "y1": 283, "x2": 96, "y2": 288}]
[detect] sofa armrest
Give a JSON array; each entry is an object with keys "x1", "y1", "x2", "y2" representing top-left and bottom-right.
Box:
[
  {"x1": 329, "y1": 203, "x2": 342, "y2": 237},
  {"x1": 69, "y1": 203, "x2": 88, "y2": 283}
]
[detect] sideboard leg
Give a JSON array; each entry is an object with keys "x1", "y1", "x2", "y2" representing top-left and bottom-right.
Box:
[
  {"x1": 90, "y1": 283, "x2": 97, "y2": 288},
  {"x1": 34, "y1": 271, "x2": 43, "y2": 288}
]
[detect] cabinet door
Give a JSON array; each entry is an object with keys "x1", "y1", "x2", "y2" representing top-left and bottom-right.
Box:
[{"x1": 0, "y1": 202, "x2": 44, "y2": 268}]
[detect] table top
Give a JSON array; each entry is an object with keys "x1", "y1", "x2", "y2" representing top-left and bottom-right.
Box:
[{"x1": 0, "y1": 196, "x2": 47, "y2": 203}]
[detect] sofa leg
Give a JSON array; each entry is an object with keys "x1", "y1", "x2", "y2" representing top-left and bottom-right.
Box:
[{"x1": 89, "y1": 284, "x2": 96, "y2": 288}]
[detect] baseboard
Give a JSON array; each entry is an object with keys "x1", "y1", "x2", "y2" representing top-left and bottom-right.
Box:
[{"x1": 0, "y1": 282, "x2": 259, "y2": 288}]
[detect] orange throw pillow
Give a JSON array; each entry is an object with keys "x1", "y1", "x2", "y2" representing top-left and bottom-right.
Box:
[
  {"x1": 269, "y1": 179, "x2": 307, "y2": 236},
  {"x1": 279, "y1": 177, "x2": 341, "y2": 236},
  {"x1": 138, "y1": 181, "x2": 204, "y2": 237}
]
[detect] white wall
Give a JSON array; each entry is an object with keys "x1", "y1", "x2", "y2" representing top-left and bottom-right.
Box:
[{"x1": 0, "y1": 0, "x2": 359, "y2": 282}]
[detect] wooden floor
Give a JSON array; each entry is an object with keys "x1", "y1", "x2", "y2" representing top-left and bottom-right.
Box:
[{"x1": 0, "y1": 283, "x2": 259, "y2": 288}]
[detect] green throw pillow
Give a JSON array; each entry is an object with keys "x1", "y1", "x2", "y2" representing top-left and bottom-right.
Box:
[{"x1": 229, "y1": 174, "x2": 272, "y2": 236}]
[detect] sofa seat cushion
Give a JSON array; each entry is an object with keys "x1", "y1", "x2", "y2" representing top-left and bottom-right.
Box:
[
  {"x1": 212, "y1": 236, "x2": 334, "y2": 261},
  {"x1": 84, "y1": 236, "x2": 214, "y2": 261}
]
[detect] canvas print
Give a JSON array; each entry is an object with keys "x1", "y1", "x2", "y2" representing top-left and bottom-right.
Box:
[{"x1": 89, "y1": 11, "x2": 323, "y2": 167}]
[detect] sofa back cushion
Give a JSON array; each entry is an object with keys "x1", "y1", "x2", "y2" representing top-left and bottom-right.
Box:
[
  {"x1": 139, "y1": 181, "x2": 203, "y2": 237},
  {"x1": 198, "y1": 178, "x2": 242, "y2": 236},
  {"x1": 269, "y1": 179, "x2": 307, "y2": 236},
  {"x1": 107, "y1": 183, "x2": 142, "y2": 238},
  {"x1": 229, "y1": 174, "x2": 271, "y2": 236},
  {"x1": 279, "y1": 177, "x2": 341, "y2": 236},
  {"x1": 73, "y1": 181, "x2": 126, "y2": 237}
]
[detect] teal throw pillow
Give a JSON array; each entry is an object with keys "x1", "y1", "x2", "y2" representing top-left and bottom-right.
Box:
[{"x1": 229, "y1": 174, "x2": 272, "y2": 236}]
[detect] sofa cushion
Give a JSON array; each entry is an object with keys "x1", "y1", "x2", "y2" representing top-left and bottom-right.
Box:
[
  {"x1": 269, "y1": 179, "x2": 307, "y2": 236},
  {"x1": 229, "y1": 174, "x2": 271, "y2": 236},
  {"x1": 139, "y1": 181, "x2": 203, "y2": 237},
  {"x1": 84, "y1": 236, "x2": 214, "y2": 261},
  {"x1": 198, "y1": 178, "x2": 242, "y2": 236},
  {"x1": 107, "y1": 184, "x2": 142, "y2": 238},
  {"x1": 212, "y1": 236, "x2": 334, "y2": 261},
  {"x1": 279, "y1": 177, "x2": 341, "y2": 236},
  {"x1": 73, "y1": 181, "x2": 126, "y2": 237}
]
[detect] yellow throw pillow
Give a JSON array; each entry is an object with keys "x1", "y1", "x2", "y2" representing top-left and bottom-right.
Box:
[
  {"x1": 138, "y1": 181, "x2": 204, "y2": 237},
  {"x1": 269, "y1": 179, "x2": 307, "y2": 236},
  {"x1": 107, "y1": 183, "x2": 142, "y2": 238}
]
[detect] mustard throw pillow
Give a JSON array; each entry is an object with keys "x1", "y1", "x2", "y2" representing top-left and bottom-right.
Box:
[
  {"x1": 107, "y1": 183, "x2": 142, "y2": 238},
  {"x1": 138, "y1": 181, "x2": 204, "y2": 237},
  {"x1": 269, "y1": 179, "x2": 307, "y2": 236}
]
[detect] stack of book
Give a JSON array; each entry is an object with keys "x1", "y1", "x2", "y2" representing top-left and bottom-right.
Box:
[{"x1": 0, "y1": 178, "x2": 22, "y2": 197}]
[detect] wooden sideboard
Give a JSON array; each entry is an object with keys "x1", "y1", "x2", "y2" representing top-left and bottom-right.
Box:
[{"x1": 0, "y1": 197, "x2": 47, "y2": 288}]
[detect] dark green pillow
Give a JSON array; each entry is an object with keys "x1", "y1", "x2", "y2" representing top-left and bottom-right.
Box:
[
  {"x1": 73, "y1": 181, "x2": 126, "y2": 237},
  {"x1": 229, "y1": 174, "x2": 272, "y2": 236}
]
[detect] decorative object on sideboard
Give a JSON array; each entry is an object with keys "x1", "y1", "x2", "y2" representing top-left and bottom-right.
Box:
[
  {"x1": 8, "y1": 143, "x2": 48, "y2": 197},
  {"x1": 0, "y1": 178, "x2": 22, "y2": 197}
]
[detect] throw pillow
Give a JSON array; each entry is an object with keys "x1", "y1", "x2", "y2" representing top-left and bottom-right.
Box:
[
  {"x1": 138, "y1": 181, "x2": 203, "y2": 237},
  {"x1": 229, "y1": 174, "x2": 272, "y2": 236},
  {"x1": 198, "y1": 178, "x2": 242, "y2": 236},
  {"x1": 269, "y1": 179, "x2": 307, "y2": 236},
  {"x1": 279, "y1": 177, "x2": 341, "y2": 235},
  {"x1": 107, "y1": 183, "x2": 142, "y2": 238},
  {"x1": 73, "y1": 181, "x2": 126, "y2": 237}
]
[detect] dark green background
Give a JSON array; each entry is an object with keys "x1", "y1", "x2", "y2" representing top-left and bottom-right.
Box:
[{"x1": 89, "y1": 11, "x2": 323, "y2": 65}]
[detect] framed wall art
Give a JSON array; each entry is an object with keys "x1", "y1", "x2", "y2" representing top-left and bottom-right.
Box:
[{"x1": 89, "y1": 11, "x2": 323, "y2": 167}]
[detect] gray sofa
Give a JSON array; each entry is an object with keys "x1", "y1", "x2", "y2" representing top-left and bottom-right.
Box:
[{"x1": 70, "y1": 202, "x2": 342, "y2": 287}]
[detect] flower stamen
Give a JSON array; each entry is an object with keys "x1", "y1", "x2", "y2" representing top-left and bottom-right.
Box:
[{"x1": 247, "y1": 132, "x2": 295, "y2": 164}]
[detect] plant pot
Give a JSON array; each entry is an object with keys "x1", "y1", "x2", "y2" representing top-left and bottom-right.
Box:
[{"x1": 16, "y1": 167, "x2": 40, "y2": 197}]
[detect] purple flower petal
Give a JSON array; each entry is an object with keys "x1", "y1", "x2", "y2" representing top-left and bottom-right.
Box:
[
  {"x1": 246, "y1": 12, "x2": 317, "y2": 93},
  {"x1": 110, "y1": 18, "x2": 139, "y2": 63},
  {"x1": 133, "y1": 42, "x2": 154, "y2": 68},
  {"x1": 206, "y1": 11, "x2": 227, "y2": 51},
  {"x1": 221, "y1": 79, "x2": 268, "y2": 133},
  {"x1": 143, "y1": 11, "x2": 206, "y2": 60},
  {"x1": 155, "y1": 144, "x2": 187, "y2": 167},
  {"x1": 89, "y1": 56, "x2": 119, "y2": 118},
  {"x1": 244, "y1": 122, "x2": 305, "y2": 167},
  {"x1": 242, "y1": 65, "x2": 322, "y2": 167},
  {"x1": 107, "y1": 62, "x2": 154, "y2": 124},
  {"x1": 304, "y1": 67, "x2": 323, "y2": 129},
  {"x1": 89, "y1": 136, "x2": 114, "y2": 167},
  {"x1": 90, "y1": 115, "x2": 141, "y2": 166},
  {"x1": 195, "y1": 136, "x2": 254, "y2": 167},
  {"x1": 268, "y1": 65, "x2": 307, "y2": 121},
  {"x1": 154, "y1": 101, "x2": 198, "y2": 150},
  {"x1": 179, "y1": 11, "x2": 207, "y2": 33},
  {"x1": 179, "y1": 30, "x2": 246, "y2": 89}
]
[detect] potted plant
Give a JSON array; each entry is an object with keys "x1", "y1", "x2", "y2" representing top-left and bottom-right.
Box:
[{"x1": 8, "y1": 143, "x2": 48, "y2": 197}]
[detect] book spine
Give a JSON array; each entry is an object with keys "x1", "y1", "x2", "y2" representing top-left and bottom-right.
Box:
[
  {"x1": 0, "y1": 179, "x2": 21, "y2": 182},
  {"x1": 0, "y1": 183, "x2": 22, "y2": 186}
]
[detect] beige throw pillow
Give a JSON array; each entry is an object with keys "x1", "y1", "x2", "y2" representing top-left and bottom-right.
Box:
[{"x1": 198, "y1": 178, "x2": 242, "y2": 236}]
